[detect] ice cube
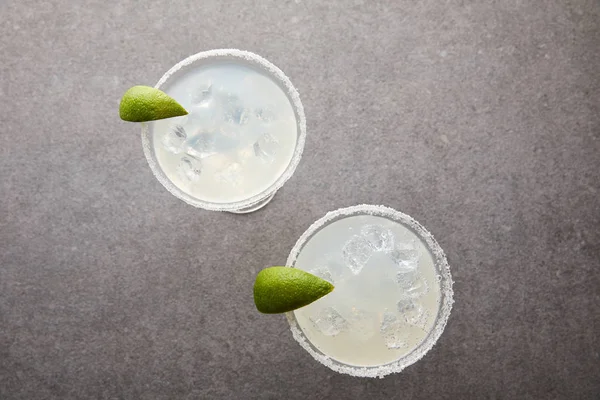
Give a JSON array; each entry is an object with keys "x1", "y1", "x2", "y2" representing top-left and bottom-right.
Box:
[
  {"x1": 185, "y1": 131, "x2": 239, "y2": 159},
  {"x1": 388, "y1": 242, "x2": 419, "y2": 273},
  {"x1": 185, "y1": 132, "x2": 218, "y2": 159},
  {"x1": 177, "y1": 156, "x2": 201, "y2": 182},
  {"x1": 253, "y1": 132, "x2": 279, "y2": 164},
  {"x1": 347, "y1": 308, "x2": 376, "y2": 342},
  {"x1": 397, "y1": 299, "x2": 428, "y2": 328},
  {"x1": 215, "y1": 163, "x2": 242, "y2": 186},
  {"x1": 396, "y1": 272, "x2": 429, "y2": 299},
  {"x1": 255, "y1": 106, "x2": 276, "y2": 123},
  {"x1": 188, "y1": 101, "x2": 219, "y2": 130},
  {"x1": 361, "y1": 225, "x2": 395, "y2": 252},
  {"x1": 380, "y1": 312, "x2": 409, "y2": 349},
  {"x1": 396, "y1": 270, "x2": 416, "y2": 289},
  {"x1": 238, "y1": 108, "x2": 250, "y2": 125},
  {"x1": 162, "y1": 125, "x2": 187, "y2": 154},
  {"x1": 225, "y1": 106, "x2": 250, "y2": 125},
  {"x1": 342, "y1": 235, "x2": 373, "y2": 275},
  {"x1": 310, "y1": 307, "x2": 347, "y2": 336},
  {"x1": 190, "y1": 81, "x2": 212, "y2": 105},
  {"x1": 222, "y1": 94, "x2": 250, "y2": 125},
  {"x1": 308, "y1": 266, "x2": 334, "y2": 284}
]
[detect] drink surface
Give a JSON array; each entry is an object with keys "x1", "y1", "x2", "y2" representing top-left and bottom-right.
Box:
[
  {"x1": 292, "y1": 214, "x2": 442, "y2": 367},
  {"x1": 150, "y1": 61, "x2": 298, "y2": 204}
]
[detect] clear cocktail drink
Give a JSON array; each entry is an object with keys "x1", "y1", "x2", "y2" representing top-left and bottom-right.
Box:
[
  {"x1": 141, "y1": 49, "x2": 306, "y2": 212},
  {"x1": 286, "y1": 205, "x2": 453, "y2": 377}
]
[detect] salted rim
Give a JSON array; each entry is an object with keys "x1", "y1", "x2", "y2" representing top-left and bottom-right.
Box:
[
  {"x1": 284, "y1": 204, "x2": 454, "y2": 378},
  {"x1": 140, "y1": 49, "x2": 307, "y2": 211}
]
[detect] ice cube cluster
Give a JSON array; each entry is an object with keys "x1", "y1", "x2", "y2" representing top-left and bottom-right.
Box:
[
  {"x1": 160, "y1": 81, "x2": 281, "y2": 184},
  {"x1": 380, "y1": 312, "x2": 410, "y2": 349},
  {"x1": 308, "y1": 225, "x2": 431, "y2": 349}
]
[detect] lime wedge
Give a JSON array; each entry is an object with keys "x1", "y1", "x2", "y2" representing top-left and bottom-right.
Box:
[
  {"x1": 253, "y1": 267, "x2": 334, "y2": 314},
  {"x1": 119, "y1": 85, "x2": 188, "y2": 122}
]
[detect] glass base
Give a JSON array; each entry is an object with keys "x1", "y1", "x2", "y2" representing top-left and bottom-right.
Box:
[{"x1": 228, "y1": 192, "x2": 276, "y2": 214}]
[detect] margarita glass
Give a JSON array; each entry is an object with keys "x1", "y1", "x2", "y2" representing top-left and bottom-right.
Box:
[
  {"x1": 141, "y1": 49, "x2": 306, "y2": 213},
  {"x1": 285, "y1": 205, "x2": 453, "y2": 378}
]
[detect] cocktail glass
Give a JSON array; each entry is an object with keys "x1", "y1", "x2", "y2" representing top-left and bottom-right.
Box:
[
  {"x1": 285, "y1": 204, "x2": 453, "y2": 378},
  {"x1": 141, "y1": 49, "x2": 306, "y2": 213}
]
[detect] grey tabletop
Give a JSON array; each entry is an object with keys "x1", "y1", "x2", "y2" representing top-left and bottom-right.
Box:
[{"x1": 2, "y1": 1, "x2": 599, "y2": 399}]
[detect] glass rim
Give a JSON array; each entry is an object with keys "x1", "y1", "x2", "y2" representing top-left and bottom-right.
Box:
[
  {"x1": 285, "y1": 204, "x2": 454, "y2": 378},
  {"x1": 141, "y1": 49, "x2": 307, "y2": 211}
]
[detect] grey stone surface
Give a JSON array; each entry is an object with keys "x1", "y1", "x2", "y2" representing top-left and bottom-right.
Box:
[{"x1": 1, "y1": 0, "x2": 599, "y2": 398}]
